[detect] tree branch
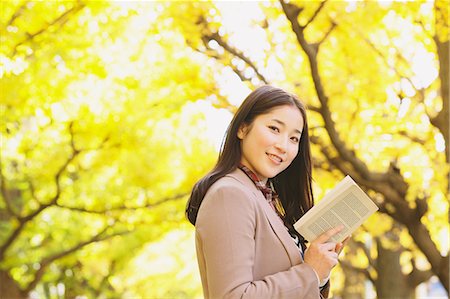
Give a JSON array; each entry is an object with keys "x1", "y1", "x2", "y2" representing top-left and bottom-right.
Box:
[
  {"x1": 0, "y1": 156, "x2": 18, "y2": 217},
  {"x1": 407, "y1": 256, "x2": 434, "y2": 287},
  {"x1": 304, "y1": 1, "x2": 328, "y2": 29},
  {"x1": 204, "y1": 31, "x2": 269, "y2": 84},
  {"x1": 280, "y1": 0, "x2": 388, "y2": 184},
  {"x1": 279, "y1": 0, "x2": 316, "y2": 58},
  {"x1": 414, "y1": 19, "x2": 435, "y2": 40},
  {"x1": 11, "y1": 1, "x2": 86, "y2": 57},
  {"x1": 55, "y1": 193, "x2": 188, "y2": 214},
  {"x1": 398, "y1": 130, "x2": 427, "y2": 145},
  {"x1": 282, "y1": 0, "x2": 449, "y2": 291},
  {"x1": 0, "y1": 147, "x2": 79, "y2": 262},
  {"x1": 281, "y1": 0, "x2": 424, "y2": 226},
  {"x1": 23, "y1": 226, "x2": 130, "y2": 293},
  {"x1": 357, "y1": 22, "x2": 447, "y2": 163},
  {"x1": 432, "y1": 35, "x2": 449, "y2": 164},
  {"x1": 0, "y1": 122, "x2": 109, "y2": 262},
  {"x1": 317, "y1": 21, "x2": 336, "y2": 46},
  {"x1": 307, "y1": 104, "x2": 321, "y2": 113},
  {"x1": 312, "y1": 138, "x2": 409, "y2": 216},
  {"x1": 6, "y1": 1, "x2": 29, "y2": 27}
]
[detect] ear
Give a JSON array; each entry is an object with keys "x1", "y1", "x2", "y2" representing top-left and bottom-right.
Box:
[{"x1": 237, "y1": 124, "x2": 248, "y2": 140}]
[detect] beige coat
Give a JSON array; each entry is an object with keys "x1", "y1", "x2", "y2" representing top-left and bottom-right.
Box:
[{"x1": 195, "y1": 168, "x2": 329, "y2": 299}]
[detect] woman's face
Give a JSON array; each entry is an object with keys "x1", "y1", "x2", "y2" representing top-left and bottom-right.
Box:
[{"x1": 238, "y1": 105, "x2": 304, "y2": 183}]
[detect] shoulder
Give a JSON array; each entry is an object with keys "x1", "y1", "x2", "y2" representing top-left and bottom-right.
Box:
[
  {"x1": 210, "y1": 175, "x2": 247, "y2": 191},
  {"x1": 199, "y1": 169, "x2": 259, "y2": 213},
  {"x1": 206, "y1": 169, "x2": 257, "y2": 199},
  {"x1": 205, "y1": 176, "x2": 251, "y2": 202},
  {"x1": 196, "y1": 171, "x2": 260, "y2": 229}
]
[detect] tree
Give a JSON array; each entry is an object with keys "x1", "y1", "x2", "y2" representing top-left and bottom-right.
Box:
[
  {"x1": 166, "y1": 0, "x2": 449, "y2": 296},
  {"x1": 1, "y1": 0, "x2": 448, "y2": 297},
  {"x1": 1, "y1": 1, "x2": 215, "y2": 297}
]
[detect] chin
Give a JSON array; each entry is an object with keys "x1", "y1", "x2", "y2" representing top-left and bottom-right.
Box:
[
  {"x1": 269, "y1": 168, "x2": 287, "y2": 178},
  {"x1": 265, "y1": 171, "x2": 281, "y2": 179},
  {"x1": 261, "y1": 165, "x2": 285, "y2": 179}
]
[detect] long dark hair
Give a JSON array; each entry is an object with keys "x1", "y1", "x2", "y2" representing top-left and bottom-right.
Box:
[{"x1": 186, "y1": 85, "x2": 314, "y2": 232}]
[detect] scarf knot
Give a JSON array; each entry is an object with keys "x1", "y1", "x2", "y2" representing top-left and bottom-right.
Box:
[{"x1": 238, "y1": 164, "x2": 285, "y2": 219}]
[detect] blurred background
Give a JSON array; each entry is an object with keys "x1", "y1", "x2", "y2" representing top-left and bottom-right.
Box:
[{"x1": 0, "y1": 0, "x2": 448, "y2": 298}]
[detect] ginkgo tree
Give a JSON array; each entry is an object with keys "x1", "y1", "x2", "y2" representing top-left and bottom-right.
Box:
[
  {"x1": 1, "y1": 1, "x2": 216, "y2": 298},
  {"x1": 161, "y1": 0, "x2": 448, "y2": 297},
  {"x1": 1, "y1": 0, "x2": 448, "y2": 298}
]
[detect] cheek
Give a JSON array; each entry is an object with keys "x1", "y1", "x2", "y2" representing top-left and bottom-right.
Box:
[
  {"x1": 287, "y1": 145, "x2": 299, "y2": 162},
  {"x1": 254, "y1": 128, "x2": 272, "y2": 146}
]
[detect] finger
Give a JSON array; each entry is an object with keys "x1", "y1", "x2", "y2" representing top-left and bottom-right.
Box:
[
  {"x1": 327, "y1": 251, "x2": 339, "y2": 264},
  {"x1": 321, "y1": 242, "x2": 337, "y2": 252},
  {"x1": 331, "y1": 258, "x2": 339, "y2": 268},
  {"x1": 336, "y1": 235, "x2": 351, "y2": 254},
  {"x1": 315, "y1": 225, "x2": 344, "y2": 244},
  {"x1": 329, "y1": 251, "x2": 339, "y2": 261},
  {"x1": 342, "y1": 235, "x2": 351, "y2": 246}
]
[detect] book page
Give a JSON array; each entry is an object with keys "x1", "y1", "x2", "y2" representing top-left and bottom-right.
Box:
[{"x1": 294, "y1": 176, "x2": 378, "y2": 243}]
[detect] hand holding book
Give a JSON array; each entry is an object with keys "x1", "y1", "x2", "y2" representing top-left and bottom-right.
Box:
[
  {"x1": 303, "y1": 225, "x2": 344, "y2": 282},
  {"x1": 294, "y1": 175, "x2": 379, "y2": 243}
]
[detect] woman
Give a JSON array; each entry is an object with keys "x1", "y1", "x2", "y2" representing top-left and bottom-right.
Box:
[{"x1": 186, "y1": 85, "x2": 346, "y2": 298}]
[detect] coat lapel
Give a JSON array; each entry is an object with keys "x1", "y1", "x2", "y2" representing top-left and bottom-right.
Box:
[{"x1": 227, "y1": 169, "x2": 302, "y2": 265}]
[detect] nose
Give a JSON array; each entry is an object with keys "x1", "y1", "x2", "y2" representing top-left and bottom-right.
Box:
[{"x1": 274, "y1": 136, "x2": 288, "y2": 153}]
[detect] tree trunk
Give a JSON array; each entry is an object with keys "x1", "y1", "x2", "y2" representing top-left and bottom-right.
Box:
[
  {"x1": 342, "y1": 241, "x2": 367, "y2": 299},
  {"x1": 375, "y1": 240, "x2": 415, "y2": 299},
  {"x1": 342, "y1": 268, "x2": 367, "y2": 299},
  {"x1": 0, "y1": 270, "x2": 26, "y2": 299}
]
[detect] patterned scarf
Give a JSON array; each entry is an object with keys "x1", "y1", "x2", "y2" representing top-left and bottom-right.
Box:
[{"x1": 238, "y1": 164, "x2": 285, "y2": 220}]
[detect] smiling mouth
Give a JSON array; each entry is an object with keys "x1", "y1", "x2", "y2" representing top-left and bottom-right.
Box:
[{"x1": 267, "y1": 153, "x2": 283, "y2": 163}]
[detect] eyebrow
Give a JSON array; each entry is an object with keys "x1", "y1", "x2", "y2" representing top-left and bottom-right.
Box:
[{"x1": 272, "y1": 119, "x2": 302, "y2": 135}]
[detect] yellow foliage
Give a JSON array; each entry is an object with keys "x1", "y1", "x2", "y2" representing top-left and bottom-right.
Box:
[{"x1": 1, "y1": 0, "x2": 448, "y2": 297}]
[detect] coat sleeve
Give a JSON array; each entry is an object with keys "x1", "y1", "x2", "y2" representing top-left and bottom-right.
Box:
[{"x1": 195, "y1": 183, "x2": 322, "y2": 299}]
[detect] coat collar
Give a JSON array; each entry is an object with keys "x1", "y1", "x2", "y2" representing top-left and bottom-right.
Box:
[{"x1": 226, "y1": 168, "x2": 302, "y2": 265}]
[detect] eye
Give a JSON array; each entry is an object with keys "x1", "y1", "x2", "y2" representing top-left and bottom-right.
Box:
[
  {"x1": 290, "y1": 136, "x2": 300, "y2": 143},
  {"x1": 268, "y1": 125, "x2": 280, "y2": 132}
]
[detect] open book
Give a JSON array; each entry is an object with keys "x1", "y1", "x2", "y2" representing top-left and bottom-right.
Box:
[{"x1": 294, "y1": 175, "x2": 378, "y2": 243}]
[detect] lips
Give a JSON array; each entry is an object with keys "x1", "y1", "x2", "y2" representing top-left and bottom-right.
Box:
[{"x1": 267, "y1": 153, "x2": 283, "y2": 164}]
